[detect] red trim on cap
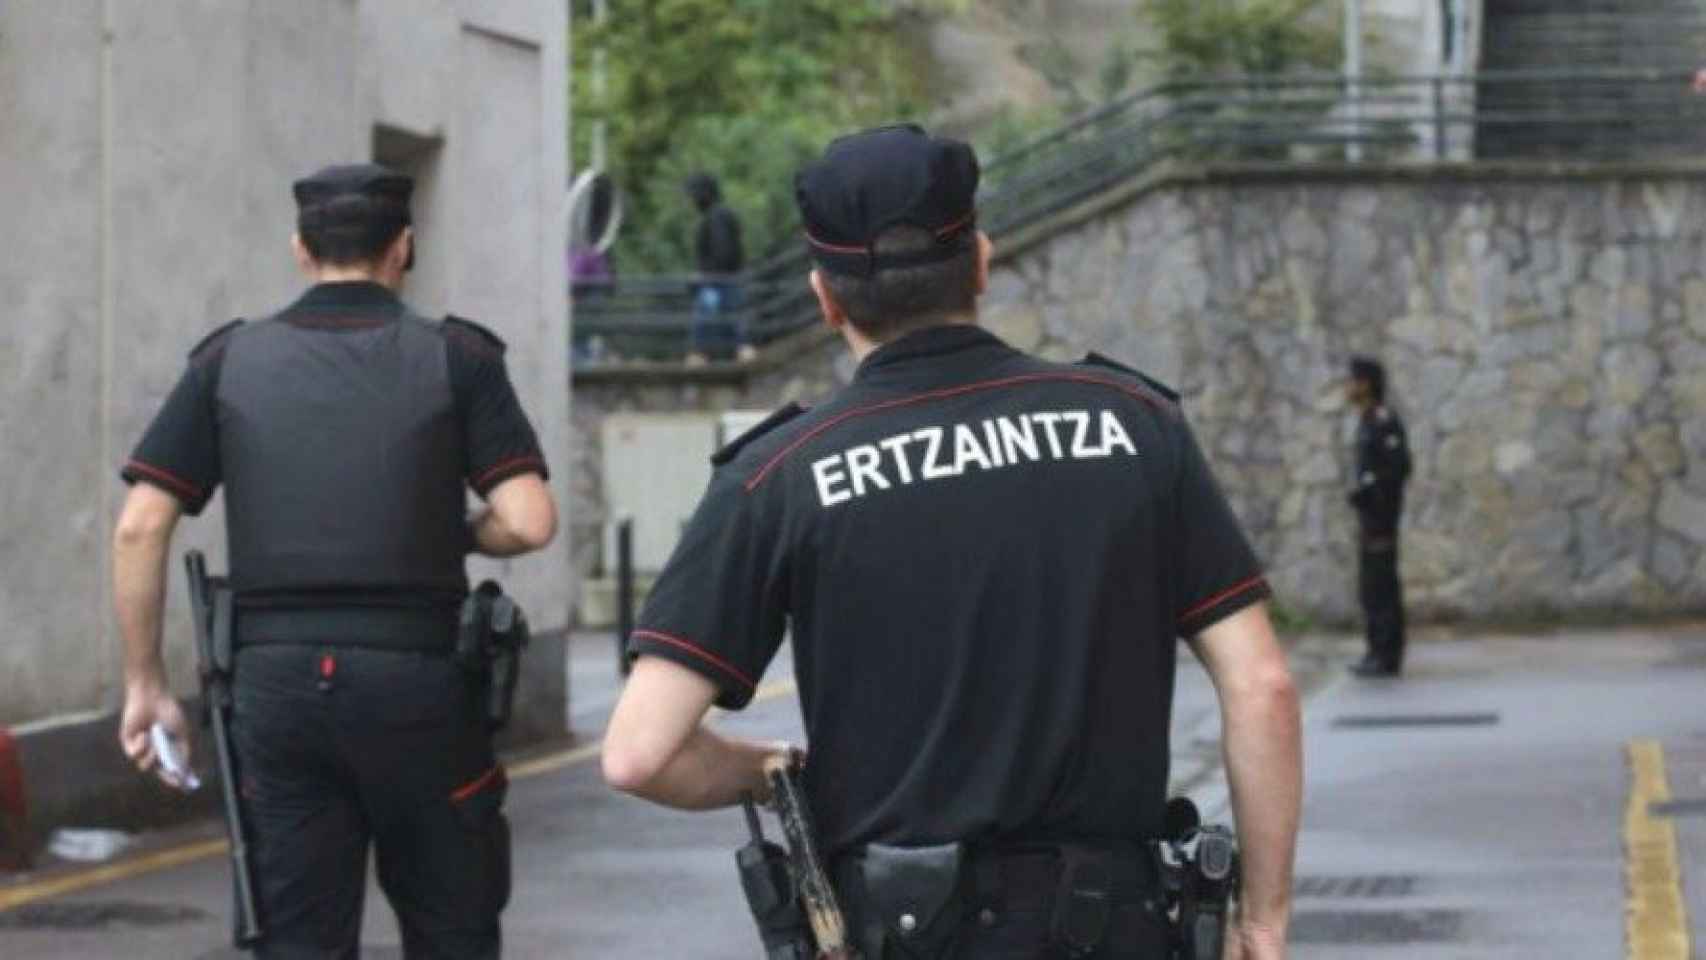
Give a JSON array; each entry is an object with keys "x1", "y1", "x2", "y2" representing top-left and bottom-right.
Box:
[
  {"x1": 124, "y1": 460, "x2": 202, "y2": 501},
  {"x1": 802, "y1": 229, "x2": 870, "y2": 255},
  {"x1": 1178, "y1": 576, "x2": 1268, "y2": 625},
  {"x1": 934, "y1": 212, "x2": 976, "y2": 238},
  {"x1": 630, "y1": 629, "x2": 757, "y2": 690},
  {"x1": 743, "y1": 373, "x2": 1165, "y2": 492}
]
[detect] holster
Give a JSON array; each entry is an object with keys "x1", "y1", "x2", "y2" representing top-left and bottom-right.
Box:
[
  {"x1": 841, "y1": 842, "x2": 967, "y2": 959},
  {"x1": 456, "y1": 581, "x2": 530, "y2": 731},
  {"x1": 737, "y1": 837, "x2": 815, "y2": 959}
]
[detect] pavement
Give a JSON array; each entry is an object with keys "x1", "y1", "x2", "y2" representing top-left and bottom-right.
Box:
[{"x1": 0, "y1": 623, "x2": 1702, "y2": 958}]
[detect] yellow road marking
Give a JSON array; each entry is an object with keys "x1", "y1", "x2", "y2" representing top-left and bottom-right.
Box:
[
  {"x1": 1624, "y1": 740, "x2": 1692, "y2": 960},
  {"x1": 0, "y1": 677, "x2": 799, "y2": 912},
  {"x1": 0, "y1": 839, "x2": 227, "y2": 912}
]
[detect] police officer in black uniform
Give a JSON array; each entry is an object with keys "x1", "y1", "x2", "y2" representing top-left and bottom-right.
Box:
[
  {"x1": 112, "y1": 163, "x2": 558, "y2": 959},
  {"x1": 603, "y1": 126, "x2": 1302, "y2": 959},
  {"x1": 1346, "y1": 356, "x2": 1411, "y2": 678}
]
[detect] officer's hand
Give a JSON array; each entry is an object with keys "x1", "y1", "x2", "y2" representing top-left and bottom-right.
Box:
[
  {"x1": 1229, "y1": 919, "x2": 1287, "y2": 960},
  {"x1": 119, "y1": 684, "x2": 194, "y2": 789},
  {"x1": 754, "y1": 741, "x2": 804, "y2": 806}
]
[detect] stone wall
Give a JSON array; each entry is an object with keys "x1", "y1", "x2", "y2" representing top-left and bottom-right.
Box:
[{"x1": 572, "y1": 165, "x2": 1706, "y2": 625}]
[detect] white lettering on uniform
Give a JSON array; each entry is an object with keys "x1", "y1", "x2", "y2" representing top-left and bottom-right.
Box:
[
  {"x1": 811, "y1": 407, "x2": 1139, "y2": 508},
  {"x1": 1032, "y1": 412, "x2": 1066, "y2": 458},
  {"x1": 846, "y1": 444, "x2": 890, "y2": 497},
  {"x1": 981, "y1": 420, "x2": 1007, "y2": 468},
  {"x1": 1100, "y1": 410, "x2": 1137, "y2": 456},
  {"x1": 952, "y1": 423, "x2": 992, "y2": 473},
  {"x1": 1065, "y1": 411, "x2": 1098, "y2": 458},
  {"x1": 999, "y1": 416, "x2": 1040, "y2": 463},
  {"x1": 813, "y1": 455, "x2": 851, "y2": 507},
  {"x1": 879, "y1": 434, "x2": 917, "y2": 484},
  {"x1": 916, "y1": 427, "x2": 953, "y2": 479}
]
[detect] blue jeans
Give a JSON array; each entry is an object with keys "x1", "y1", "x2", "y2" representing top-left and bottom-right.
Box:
[{"x1": 690, "y1": 282, "x2": 746, "y2": 355}]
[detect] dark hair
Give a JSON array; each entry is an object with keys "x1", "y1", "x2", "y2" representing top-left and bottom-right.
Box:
[
  {"x1": 1350, "y1": 355, "x2": 1387, "y2": 403},
  {"x1": 298, "y1": 196, "x2": 409, "y2": 266},
  {"x1": 819, "y1": 226, "x2": 979, "y2": 341},
  {"x1": 685, "y1": 173, "x2": 721, "y2": 211}
]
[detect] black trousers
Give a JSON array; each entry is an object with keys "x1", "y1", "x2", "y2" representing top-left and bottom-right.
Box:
[
  {"x1": 1358, "y1": 540, "x2": 1406, "y2": 669},
  {"x1": 230, "y1": 645, "x2": 510, "y2": 959}
]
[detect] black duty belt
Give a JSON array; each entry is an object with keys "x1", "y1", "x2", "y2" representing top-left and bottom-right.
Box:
[
  {"x1": 235, "y1": 606, "x2": 458, "y2": 653},
  {"x1": 834, "y1": 840, "x2": 1166, "y2": 958},
  {"x1": 968, "y1": 844, "x2": 1159, "y2": 909}
]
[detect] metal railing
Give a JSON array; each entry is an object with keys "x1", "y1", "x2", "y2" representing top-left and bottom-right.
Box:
[{"x1": 573, "y1": 68, "x2": 1704, "y2": 367}]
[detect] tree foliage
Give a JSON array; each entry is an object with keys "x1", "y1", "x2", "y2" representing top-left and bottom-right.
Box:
[
  {"x1": 1142, "y1": 0, "x2": 1340, "y2": 77},
  {"x1": 574, "y1": 1, "x2": 956, "y2": 272}
]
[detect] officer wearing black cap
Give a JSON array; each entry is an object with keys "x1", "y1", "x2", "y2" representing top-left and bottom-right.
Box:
[
  {"x1": 604, "y1": 125, "x2": 1302, "y2": 959},
  {"x1": 112, "y1": 162, "x2": 557, "y2": 958},
  {"x1": 1346, "y1": 356, "x2": 1411, "y2": 678}
]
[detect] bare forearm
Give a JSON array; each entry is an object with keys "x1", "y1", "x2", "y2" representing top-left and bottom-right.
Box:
[
  {"x1": 113, "y1": 529, "x2": 172, "y2": 690},
  {"x1": 469, "y1": 508, "x2": 533, "y2": 557},
  {"x1": 470, "y1": 474, "x2": 557, "y2": 557},
  {"x1": 618, "y1": 726, "x2": 775, "y2": 811},
  {"x1": 1222, "y1": 677, "x2": 1302, "y2": 930}
]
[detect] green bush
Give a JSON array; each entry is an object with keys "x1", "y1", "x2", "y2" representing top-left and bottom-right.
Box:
[
  {"x1": 575, "y1": 1, "x2": 957, "y2": 272},
  {"x1": 1142, "y1": 0, "x2": 1341, "y2": 77}
]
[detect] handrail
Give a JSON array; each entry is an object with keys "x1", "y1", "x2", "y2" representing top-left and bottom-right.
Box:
[{"x1": 575, "y1": 67, "x2": 1704, "y2": 365}]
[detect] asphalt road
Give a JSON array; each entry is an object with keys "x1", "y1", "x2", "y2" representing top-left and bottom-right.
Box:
[{"x1": 1, "y1": 624, "x2": 1702, "y2": 958}]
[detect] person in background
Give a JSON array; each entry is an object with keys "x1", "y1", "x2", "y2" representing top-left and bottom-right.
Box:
[
  {"x1": 684, "y1": 172, "x2": 751, "y2": 365},
  {"x1": 1346, "y1": 355, "x2": 1412, "y2": 678}
]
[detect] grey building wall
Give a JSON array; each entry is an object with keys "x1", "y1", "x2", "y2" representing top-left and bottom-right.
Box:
[
  {"x1": 572, "y1": 166, "x2": 1706, "y2": 626},
  {"x1": 0, "y1": 0, "x2": 569, "y2": 730}
]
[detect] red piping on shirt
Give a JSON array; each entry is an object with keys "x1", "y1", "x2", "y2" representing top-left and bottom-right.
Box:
[
  {"x1": 124, "y1": 460, "x2": 202, "y2": 501},
  {"x1": 450, "y1": 764, "x2": 505, "y2": 803},
  {"x1": 630, "y1": 629, "x2": 757, "y2": 690},
  {"x1": 1178, "y1": 575, "x2": 1268, "y2": 625},
  {"x1": 744, "y1": 372, "x2": 1165, "y2": 492},
  {"x1": 474, "y1": 455, "x2": 545, "y2": 492}
]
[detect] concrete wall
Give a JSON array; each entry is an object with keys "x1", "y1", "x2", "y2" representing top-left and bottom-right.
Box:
[
  {"x1": 0, "y1": 1, "x2": 569, "y2": 732},
  {"x1": 572, "y1": 165, "x2": 1706, "y2": 627}
]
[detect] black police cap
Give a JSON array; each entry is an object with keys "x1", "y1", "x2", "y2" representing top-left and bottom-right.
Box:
[
  {"x1": 794, "y1": 124, "x2": 980, "y2": 277},
  {"x1": 1349, "y1": 355, "x2": 1386, "y2": 383},
  {"x1": 293, "y1": 163, "x2": 413, "y2": 228}
]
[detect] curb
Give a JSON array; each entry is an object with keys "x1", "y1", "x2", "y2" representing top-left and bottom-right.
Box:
[{"x1": 0, "y1": 730, "x2": 28, "y2": 870}]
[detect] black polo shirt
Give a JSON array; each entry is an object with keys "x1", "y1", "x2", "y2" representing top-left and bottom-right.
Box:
[
  {"x1": 122, "y1": 281, "x2": 546, "y2": 597},
  {"x1": 632, "y1": 324, "x2": 1270, "y2": 855}
]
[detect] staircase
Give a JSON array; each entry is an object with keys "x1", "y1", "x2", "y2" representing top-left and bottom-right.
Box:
[{"x1": 1478, "y1": 0, "x2": 1706, "y2": 158}]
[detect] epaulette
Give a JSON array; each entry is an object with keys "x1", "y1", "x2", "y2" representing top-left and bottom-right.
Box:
[
  {"x1": 443, "y1": 314, "x2": 507, "y2": 355},
  {"x1": 711, "y1": 403, "x2": 807, "y2": 467},
  {"x1": 1078, "y1": 352, "x2": 1180, "y2": 403},
  {"x1": 188, "y1": 319, "x2": 245, "y2": 362}
]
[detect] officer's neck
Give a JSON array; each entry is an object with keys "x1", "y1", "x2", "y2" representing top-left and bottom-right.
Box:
[
  {"x1": 307, "y1": 262, "x2": 403, "y2": 292},
  {"x1": 844, "y1": 312, "x2": 978, "y2": 362}
]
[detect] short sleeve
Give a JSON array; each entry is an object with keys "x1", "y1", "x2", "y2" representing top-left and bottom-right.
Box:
[
  {"x1": 628, "y1": 470, "x2": 788, "y2": 710},
  {"x1": 450, "y1": 339, "x2": 548, "y2": 497},
  {"x1": 1172, "y1": 420, "x2": 1271, "y2": 637},
  {"x1": 120, "y1": 362, "x2": 221, "y2": 515}
]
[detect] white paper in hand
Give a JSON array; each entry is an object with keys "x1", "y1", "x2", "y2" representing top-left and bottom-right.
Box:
[{"x1": 149, "y1": 722, "x2": 201, "y2": 792}]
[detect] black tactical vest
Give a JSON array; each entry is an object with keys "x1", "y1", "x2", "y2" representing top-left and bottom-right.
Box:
[{"x1": 214, "y1": 311, "x2": 468, "y2": 599}]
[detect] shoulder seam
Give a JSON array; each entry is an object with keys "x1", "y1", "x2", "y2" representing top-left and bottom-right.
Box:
[{"x1": 188, "y1": 318, "x2": 245, "y2": 364}]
